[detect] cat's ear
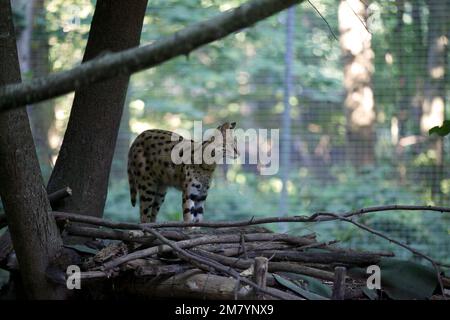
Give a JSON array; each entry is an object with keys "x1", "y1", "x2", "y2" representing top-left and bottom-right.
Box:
[{"x1": 217, "y1": 122, "x2": 236, "y2": 132}]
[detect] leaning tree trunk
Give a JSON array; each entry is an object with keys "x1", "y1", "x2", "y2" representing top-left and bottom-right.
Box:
[
  {"x1": 421, "y1": 0, "x2": 448, "y2": 199},
  {"x1": 339, "y1": 0, "x2": 376, "y2": 166},
  {"x1": 410, "y1": 0, "x2": 426, "y2": 133},
  {"x1": 394, "y1": 0, "x2": 409, "y2": 140},
  {"x1": 0, "y1": 0, "x2": 64, "y2": 299},
  {"x1": 47, "y1": 0, "x2": 148, "y2": 218},
  {"x1": 279, "y1": 6, "x2": 295, "y2": 232}
]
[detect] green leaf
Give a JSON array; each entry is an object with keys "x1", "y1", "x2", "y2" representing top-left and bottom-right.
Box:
[
  {"x1": 362, "y1": 287, "x2": 379, "y2": 300},
  {"x1": 349, "y1": 258, "x2": 438, "y2": 300},
  {"x1": 273, "y1": 273, "x2": 329, "y2": 300},
  {"x1": 429, "y1": 120, "x2": 450, "y2": 136},
  {"x1": 276, "y1": 272, "x2": 332, "y2": 298}
]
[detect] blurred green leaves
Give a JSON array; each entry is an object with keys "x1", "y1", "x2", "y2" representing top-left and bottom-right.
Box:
[
  {"x1": 349, "y1": 258, "x2": 439, "y2": 300},
  {"x1": 429, "y1": 120, "x2": 450, "y2": 137}
]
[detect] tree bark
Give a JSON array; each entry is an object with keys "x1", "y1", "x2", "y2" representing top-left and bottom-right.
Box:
[
  {"x1": 394, "y1": 0, "x2": 408, "y2": 140},
  {"x1": 0, "y1": 0, "x2": 64, "y2": 299},
  {"x1": 410, "y1": 0, "x2": 426, "y2": 132},
  {"x1": 421, "y1": 0, "x2": 448, "y2": 198},
  {"x1": 47, "y1": 0, "x2": 148, "y2": 219},
  {"x1": 339, "y1": 0, "x2": 376, "y2": 166},
  {"x1": 421, "y1": 0, "x2": 448, "y2": 134},
  {"x1": 279, "y1": 6, "x2": 296, "y2": 232}
]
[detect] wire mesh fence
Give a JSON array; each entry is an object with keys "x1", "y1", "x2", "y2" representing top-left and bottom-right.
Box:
[{"x1": 5, "y1": 0, "x2": 450, "y2": 266}]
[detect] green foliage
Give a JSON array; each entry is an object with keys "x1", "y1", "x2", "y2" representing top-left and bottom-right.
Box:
[
  {"x1": 34, "y1": 0, "x2": 450, "y2": 271},
  {"x1": 349, "y1": 258, "x2": 439, "y2": 300},
  {"x1": 276, "y1": 272, "x2": 332, "y2": 298},
  {"x1": 429, "y1": 120, "x2": 450, "y2": 137},
  {"x1": 272, "y1": 273, "x2": 329, "y2": 300}
]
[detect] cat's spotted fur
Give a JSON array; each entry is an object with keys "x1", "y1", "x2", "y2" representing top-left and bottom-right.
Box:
[{"x1": 128, "y1": 122, "x2": 237, "y2": 223}]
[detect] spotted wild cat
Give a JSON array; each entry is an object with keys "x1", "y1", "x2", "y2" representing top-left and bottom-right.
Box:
[{"x1": 127, "y1": 122, "x2": 238, "y2": 223}]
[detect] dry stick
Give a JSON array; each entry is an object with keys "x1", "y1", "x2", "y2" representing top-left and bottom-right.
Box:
[
  {"x1": 0, "y1": 0, "x2": 306, "y2": 111},
  {"x1": 320, "y1": 213, "x2": 447, "y2": 299},
  {"x1": 331, "y1": 266, "x2": 347, "y2": 300},
  {"x1": 343, "y1": 0, "x2": 372, "y2": 34},
  {"x1": 65, "y1": 224, "x2": 188, "y2": 242},
  {"x1": 198, "y1": 242, "x2": 295, "y2": 254},
  {"x1": 246, "y1": 250, "x2": 384, "y2": 265},
  {"x1": 295, "y1": 240, "x2": 340, "y2": 251},
  {"x1": 307, "y1": 0, "x2": 338, "y2": 40},
  {"x1": 240, "y1": 233, "x2": 249, "y2": 259},
  {"x1": 48, "y1": 187, "x2": 72, "y2": 205},
  {"x1": 269, "y1": 262, "x2": 335, "y2": 282},
  {"x1": 53, "y1": 204, "x2": 450, "y2": 230},
  {"x1": 54, "y1": 211, "x2": 140, "y2": 230},
  {"x1": 142, "y1": 226, "x2": 299, "y2": 300}
]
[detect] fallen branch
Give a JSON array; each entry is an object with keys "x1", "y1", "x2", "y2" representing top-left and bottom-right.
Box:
[
  {"x1": 52, "y1": 204, "x2": 450, "y2": 230},
  {"x1": 48, "y1": 187, "x2": 72, "y2": 206},
  {"x1": 0, "y1": 0, "x2": 305, "y2": 111},
  {"x1": 65, "y1": 224, "x2": 188, "y2": 242},
  {"x1": 247, "y1": 250, "x2": 383, "y2": 266}
]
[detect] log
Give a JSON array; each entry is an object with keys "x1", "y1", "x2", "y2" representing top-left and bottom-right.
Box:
[
  {"x1": 114, "y1": 269, "x2": 253, "y2": 300},
  {"x1": 113, "y1": 269, "x2": 301, "y2": 300},
  {"x1": 253, "y1": 257, "x2": 268, "y2": 299},
  {"x1": 331, "y1": 266, "x2": 347, "y2": 300}
]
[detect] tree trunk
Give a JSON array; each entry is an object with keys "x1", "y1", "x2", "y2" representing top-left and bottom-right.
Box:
[
  {"x1": 47, "y1": 0, "x2": 148, "y2": 218},
  {"x1": 279, "y1": 6, "x2": 295, "y2": 231},
  {"x1": 339, "y1": 0, "x2": 376, "y2": 166},
  {"x1": 394, "y1": 0, "x2": 409, "y2": 139},
  {"x1": 421, "y1": 0, "x2": 448, "y2": 198},
  {"x1": 0, "y1": 0, "x2": 64, "y2": 299},
  {"x1": 410, "y1": 0, "x2": 426, "y2": 133}
]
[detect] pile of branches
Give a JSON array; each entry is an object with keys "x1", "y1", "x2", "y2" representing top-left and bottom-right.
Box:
[
  {"x1": 1, "y1": 189, "x2": 449, "y2": 300},
  {"x1": 58, "y1": 217, "x2": 397, "y2": 300}
]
